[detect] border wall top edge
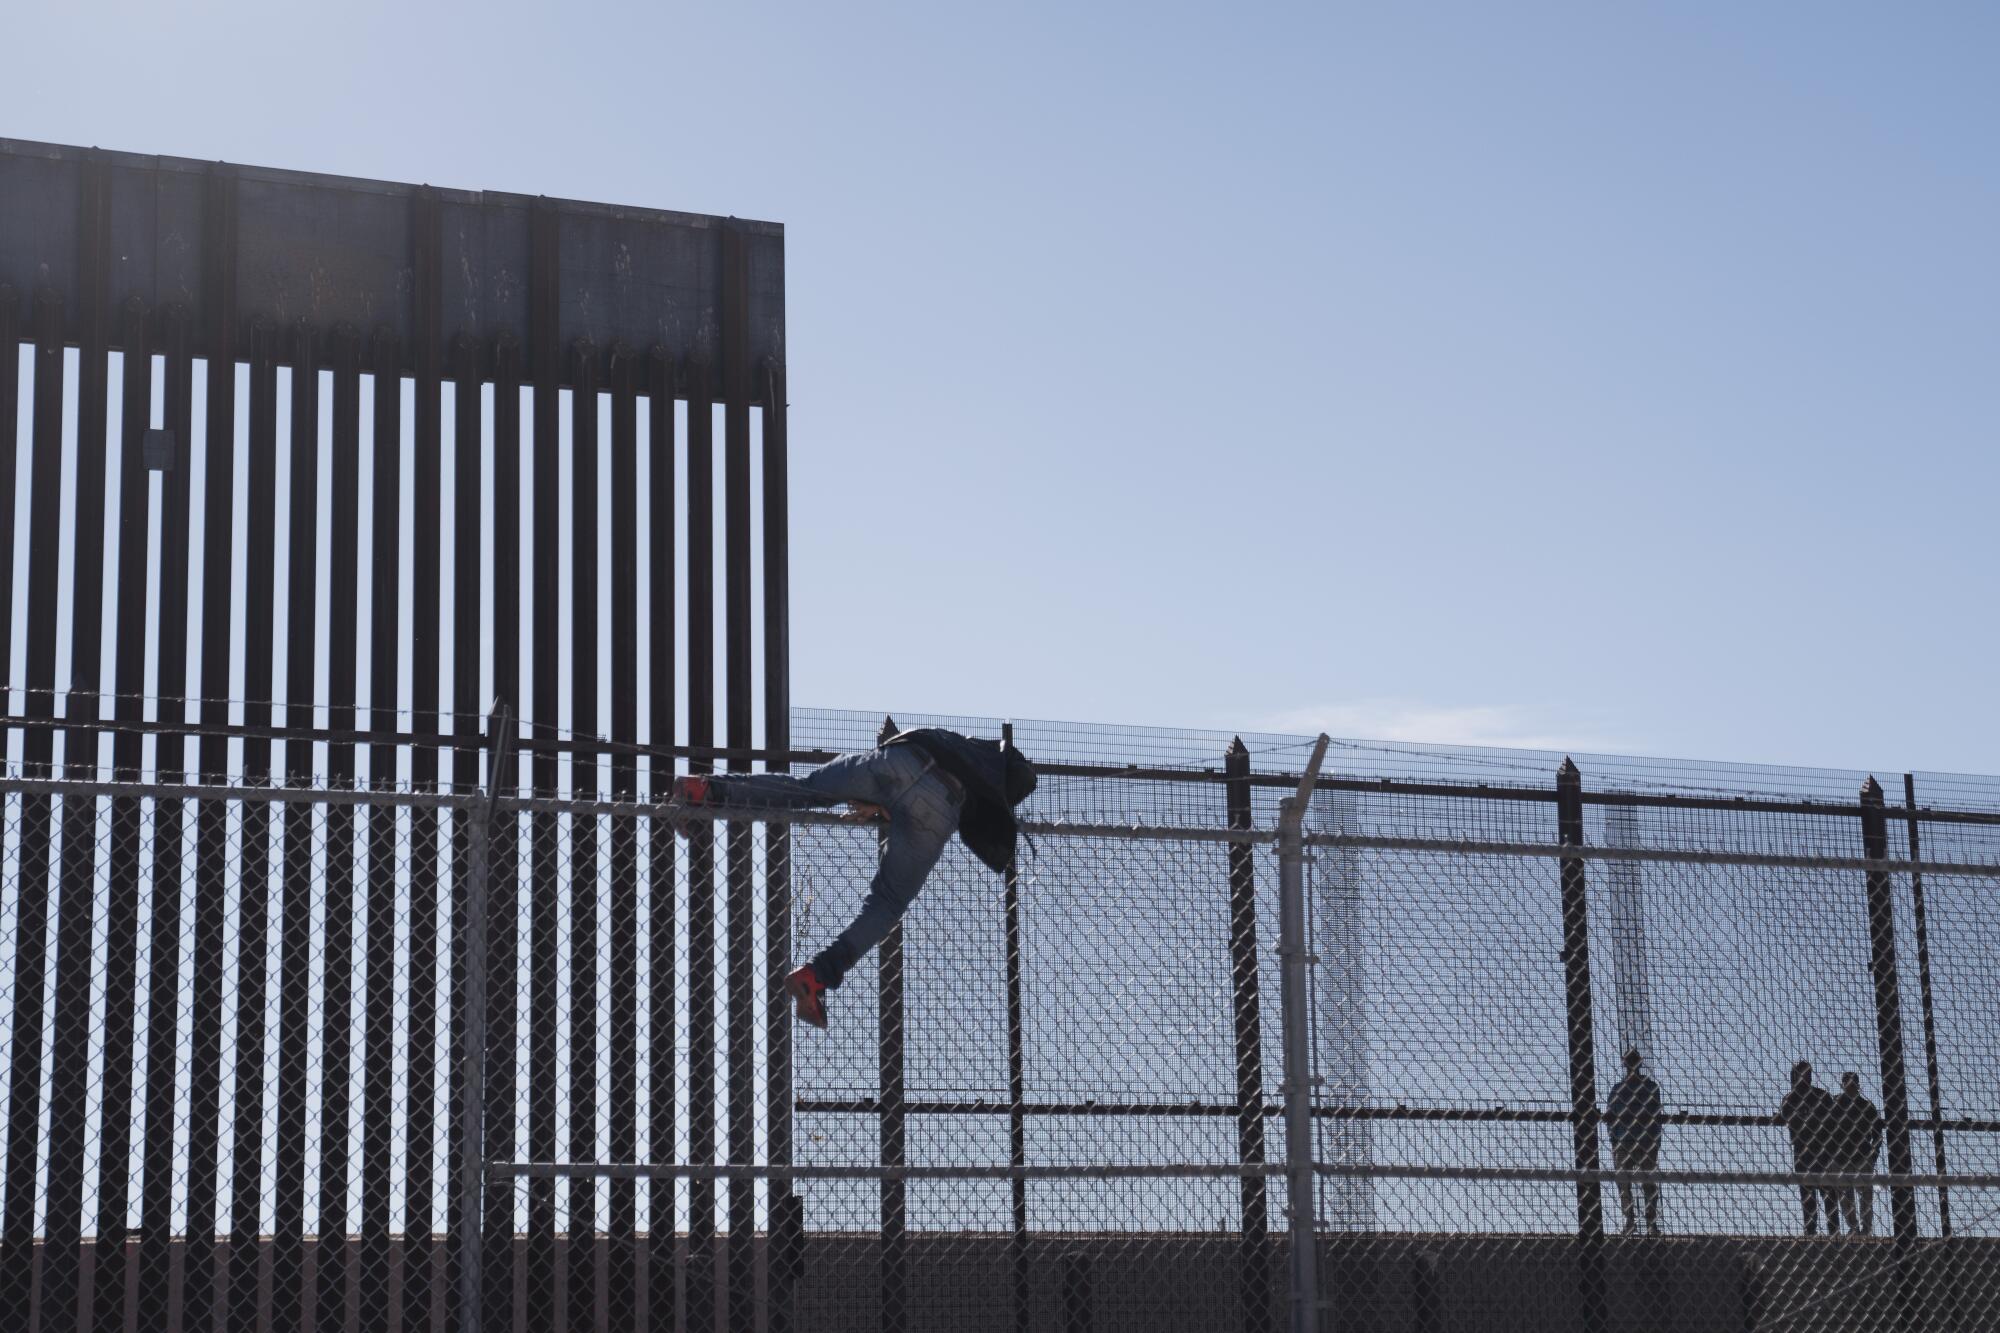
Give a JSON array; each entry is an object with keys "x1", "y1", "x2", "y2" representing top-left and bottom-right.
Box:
[{"x1": 0, "y1": 137, "x2": 783, "y2": 235}]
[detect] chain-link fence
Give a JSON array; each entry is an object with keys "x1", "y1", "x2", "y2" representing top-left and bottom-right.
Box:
[{"x1": 0, "y1": 711, "x2": 1996, "y2": 1332}]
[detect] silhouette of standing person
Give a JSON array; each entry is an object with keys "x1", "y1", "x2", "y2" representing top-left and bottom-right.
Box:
[
  {"x1": 1777, "y1": 1060, "x2": 1842, "y2": 1234},
  {"x1": 1605, "y1": 1049, "x2": 1664, "y2": 1234},
  {"x1": 1832, "y1": 1072, "x2": 1883, "y2": 1235}
]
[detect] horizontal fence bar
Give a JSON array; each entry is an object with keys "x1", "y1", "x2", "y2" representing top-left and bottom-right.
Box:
[
  {"x1": 1303, "y1": 832, "x2": 2000, "y2": 879},
  {"x1": 6, "y1": 704, "x2": 2000, "y2": 823},
  {"x1": 0, "y1": 707, "x2": 844, "y2": 768},
  {"x1": 493, "y1": 1161, "x2": 2000, "y2": 1190},
  {"x1": 1314, "y1": 1163, "x2": 2000, "y2": 1191},
  {"x1": 790, "y1": 1099, "x2": 2000, "y2": 1134},
  {"x1": 0, "y1": 775, "x2": 478, "y2": 811},
  {"x1": 495, "y1": 1162, "x2": 1285, "y2": 1181},
  {"x1": 8, "y1": 776, "x2": 2000, "y2": 874}
]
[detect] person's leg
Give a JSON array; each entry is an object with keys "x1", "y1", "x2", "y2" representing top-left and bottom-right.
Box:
[
  {"x1": 1836, "y1": 1185, "x2": 1859, "y2": 1235},
  {"x1": 1640, "y1": 1144, "x2": 1662, "y2": 1234},
  {"x1": 807, "y1": 780, "x2": 957, "y2": 988},
  {"x1": 1799, "y1": 1181, "x2": 1818, "y2": 1235},
  {"x1": 1612, "y1": 1143, "x2": 1637, "y2": 1233},
  {"x1": 1819, "y1": 1186, "x2": 1843, "y2": 1234},
  {"x1": 706, "y1": 748, "x2": 897, "y2": 813},
  {"x1": 1857, "y1": 1182, "x2": 1874, "y2": 1235}
]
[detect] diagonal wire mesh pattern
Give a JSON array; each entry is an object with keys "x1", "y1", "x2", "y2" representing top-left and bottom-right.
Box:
[{"x1": 0, "y1": 715, "x2": 1998, "y2": 1331}]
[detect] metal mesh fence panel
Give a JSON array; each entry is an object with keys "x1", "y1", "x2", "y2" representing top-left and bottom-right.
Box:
[
  {"x1": 1303, "y1": 774, "x2": 2000, "y2": 1333},
  {"x1": 2, "y1": 724, "x2": 2000, "y2": 1332}
]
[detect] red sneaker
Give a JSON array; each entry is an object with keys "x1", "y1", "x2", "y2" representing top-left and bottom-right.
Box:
[
  {"x1": 785, "y1": 965, "x2": 829, "y2": 1029},
  {"x1": 664, "y1": 775, "x2": 712, "y2": 840}
]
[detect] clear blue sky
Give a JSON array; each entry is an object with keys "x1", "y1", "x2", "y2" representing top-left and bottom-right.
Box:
[{"x1": 6, "y1": 1, "x2": 1997, "y2": 773}]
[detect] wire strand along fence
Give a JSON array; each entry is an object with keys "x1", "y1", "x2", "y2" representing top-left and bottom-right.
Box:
[{"x1": 0, "y1": 707, "x2": 1997, "y2": 1332}]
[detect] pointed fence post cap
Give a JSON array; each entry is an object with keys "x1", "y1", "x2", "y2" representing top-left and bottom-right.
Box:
[{"x1": 1861, "y1": 775, "x2": 1884, "y2": 802}]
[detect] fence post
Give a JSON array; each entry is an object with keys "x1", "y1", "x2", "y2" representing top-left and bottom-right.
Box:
[
  {"x1": 1860, "y1": 778, "x2": 1919, "y2": 1331},
  {"x1": 1901, "y1": 776, "x2": 1951, "y2": 1232},
  {"x1": 877, "y1": 716, "x2": 907, "y2": 1333},
  {"x1": 1003, "y1": 723, "x2": 1032, "y2": 1333},
  {"x1": 1225, "y1": 738, "x2": 1273, "y2": 1333},
  {"x1": 1903, "y1": 774, "x2": 1959, "y2": 1333},
  {"x1": 1277, "y1": 735, "x2": 1328, "y2": 1333},
  {"x1": 457, "y1": 704, "x2": 516, "y2": 1333},
  {"x1": 1555, "y1": 760, "x2": 1607, "y2": 1333}
]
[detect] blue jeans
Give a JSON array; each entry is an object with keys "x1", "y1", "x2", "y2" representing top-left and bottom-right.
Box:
[{"x1": 709, "y1": 746, "x2": 962, "y2": 987}]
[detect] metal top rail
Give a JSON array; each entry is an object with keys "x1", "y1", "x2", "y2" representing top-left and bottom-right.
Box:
[{"x1": 6, "y1": 772, "x2": 2000, "y2": 877}]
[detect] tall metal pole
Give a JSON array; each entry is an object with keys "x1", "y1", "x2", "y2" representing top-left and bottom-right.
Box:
[
  {"x1": 878, "y1": 715, "x2": 908, "y2": 1333},
  {"x1": 1556, "y1": 760, "x2": 1608, "y2": 1333},
  {"x1": 1225, "y1": 738, "x2": 1272, "y2": 1333},
  {"x1": 1003, "y1": 723, "x2": 1032, "y2": 1333},
  {"x1": 1901, "y1": 775, "x2": 1950, "y2": 1236},
  {"x1": 1860, "y1": 778, "x2": 1919, "y2": 1333},
  {"x1": 458, "y1": 705, "x2": 517, "y2": 1333},
  {"x1": 1903, "y1": 774, "x2": 1958, "y2": 1333},
  {"x1": 1277, "y1": 735, "x2": 1328, "y2": 1333}
]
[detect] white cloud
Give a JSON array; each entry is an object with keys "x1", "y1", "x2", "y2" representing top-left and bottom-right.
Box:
[{"x1": 1259, "y1": 699, "x2": 1620, "y2": 754}]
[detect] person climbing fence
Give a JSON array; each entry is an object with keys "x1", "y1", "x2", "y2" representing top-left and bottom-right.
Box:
[{"x1": 668, "y1": 725, "x2": 1037, "y2": 1027}]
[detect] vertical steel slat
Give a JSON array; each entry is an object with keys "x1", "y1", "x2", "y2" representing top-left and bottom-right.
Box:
[
  {"x1": 0, "y1": 334, "x2": 10, "y2": 1333},
  {"x1": 18, "y1": 289, "x2": 65, "y2": 734},
  {"x1": 0, "y1": 307, "x2": 9, "y2": 1282},
  {"x1": 1555, "y1": 760, "x2": 1607, "y2": 1333},
  {"x1": 606, "y1": 345, "x2": 641, "y2": 1333},
  {"x1": 222, "y1": 319, "x2": 278, "y2": 1333},
  {"x1": 42, "y1": 150, "x2": 113, "y2": 1333},
  {"x1": 314, "y1": 324, "x2": 363, "y2": 1333},
  {"x1": 567, "y1": 340, "x2": 602, "y2": 1333},
  {"x1": 359, "y1": 328, "x2": 403, "y2": 1333},
  {"x1": 135, "y1": 302, "x2": 193, "y2": 1332},
  {"x1": 404, "y1": 187, "x2": 445, "y2": 1333},
  {"x1": 271, "y1": 319, "x2": 319, "y2": 1333},
  {"x1": 720, "y1": 223, "x2": 758, "y2": 1333},
  {"x1": 685, "y1": 355, "x2": 718, "y2": 1333},
  {"x1": 1224, "y1": 738, "x2": 1271, "y2": 1333},
  {"x1": 483, "y1": 332, "x2": 523, "y2": 1333},
  {"x1": 877, "y1": 713, "x2": 907, "y2": 1333},
  {"x1": 644, "y1": 347, "x2": 678, "y2": 1333},
  {"x1": 3, "y1": 287, "x2": 67, "y2": 1331},
  {"x1": 183, "y1": 159, "x2": 240, "y2": 1333},
  {"x1": 92, "y1": 294, "x2": 154, "y2": 1333},
  {"x1": 760, "y1": 361, "x2": 797, "y2": 1333},
  {"x1": 0, "y1": 287, "x2": 17, "y2": 773},
  {"x1": 444, "y1": 330, "x2": 484, "y2": 1326},
  {"x1": 525, "y1": 197, "x2": 562, "y2": 1333}
]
